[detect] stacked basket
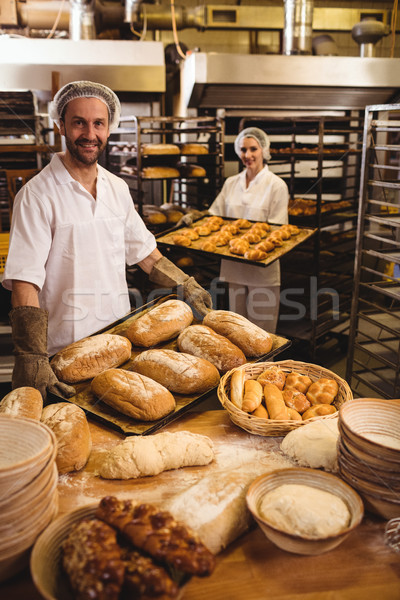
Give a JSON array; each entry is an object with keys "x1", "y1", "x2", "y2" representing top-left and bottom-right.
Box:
[
  {"x1": 338, "y1": 398, "x2": 400, "y2": 520},
  {"x1": 0, "y1": 414, "x2": 59, "y2": 582},
  {"x1": 218, "y1": 359, "x2": 353, "y2": 437}
]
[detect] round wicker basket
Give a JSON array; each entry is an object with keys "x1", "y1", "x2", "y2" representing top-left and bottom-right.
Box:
[{"x1": 217, "y1": 359, "x2": 353, "y2": 437}]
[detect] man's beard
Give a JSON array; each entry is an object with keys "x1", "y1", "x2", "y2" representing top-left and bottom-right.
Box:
[{"x1": 65, "y1": 136, "x2": 107, "y2": 166}]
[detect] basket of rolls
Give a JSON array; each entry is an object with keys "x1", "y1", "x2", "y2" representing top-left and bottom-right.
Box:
[{"x1": 217, "y1": 359, "x2": 352, "y2": 437}]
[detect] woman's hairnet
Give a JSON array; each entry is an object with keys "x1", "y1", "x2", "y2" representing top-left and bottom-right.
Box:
[
  {"x1": 49, "y1": 80, "x2": 121, "y2": 131},
  {"x1": 234, "y1": 127, "x2": 271, "y2": 161}
]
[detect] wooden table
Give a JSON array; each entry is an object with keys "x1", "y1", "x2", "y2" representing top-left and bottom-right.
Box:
[{"x1": 1, "y1": 410, "x2": 400, "y2": 600}]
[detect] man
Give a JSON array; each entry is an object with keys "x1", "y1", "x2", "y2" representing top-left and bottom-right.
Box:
[{"x1": 3, "y1": 80, "x2": 212, "y2": 400}]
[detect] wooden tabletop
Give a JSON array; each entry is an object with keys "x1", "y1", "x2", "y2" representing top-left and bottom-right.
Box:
[{"x1": 1, "y1": 409, "x2": 399, "y2": 600}]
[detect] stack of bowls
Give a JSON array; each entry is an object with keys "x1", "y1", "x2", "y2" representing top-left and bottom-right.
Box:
[
  {"x1": 0, "y1": 414, "x2": 59, "y2": 582},
  {"x1": 338, "y1": 399, "x2": 400, "y2": 519}
]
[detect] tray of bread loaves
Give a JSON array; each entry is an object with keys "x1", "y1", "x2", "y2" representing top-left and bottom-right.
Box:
[
  {"x1": 156, "y1": 215, "x2": 316, "y2": 267},
  {"x1": 48, "y1": 295, "x2": 291, "y2": 435}
]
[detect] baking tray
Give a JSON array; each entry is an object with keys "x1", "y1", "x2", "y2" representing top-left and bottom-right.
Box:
[
  {"x1": 50, "y1": 295, "x2": 291, "y2": 436},
  {"x1": 156, "y1": 217, "x2": 316, "y2": 267}
]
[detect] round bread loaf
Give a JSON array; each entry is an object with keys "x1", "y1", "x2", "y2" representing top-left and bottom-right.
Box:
[
  {"x1": 177, "y1": 324, "x2": 246, "y2": 373},
  {"x1": 41, "y1": 402, "x2": 92, "y2": 474},
  {"x1": 50, "y1": 334, "x2": 132, "y2": 384},
  {"x1": 124, "y1": 300, "x2": 193, "y2": 347},
  {"x1": 131, "y1": 349, "x2": 220, "y2": 394},
  {"x1": 91, "y1": 369, "x2": 176, "y2": 421},
  {"x1": 203, "y1": 310, "x2": 273, "y2": 357},
  {"x1": 0, "y1": 386, "x2": 43, "y2": 420}
]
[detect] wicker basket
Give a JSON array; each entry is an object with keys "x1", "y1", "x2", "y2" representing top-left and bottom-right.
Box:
[{"x1": 217, "y1": 359, "x2": 353, "y2": 437}]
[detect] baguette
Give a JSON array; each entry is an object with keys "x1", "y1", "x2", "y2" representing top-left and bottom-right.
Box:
[
  {"x1": 131, "y1": 349, "x2": 220, "y2": 394},
  {"x1": 124, "y1": 300, "x2": 193, "y2": 348},
  {"x1": 91, "y1": 368, "x2": 176, "y2": 421},
  {"x1": 50, "y1": 333, "x2": 132, "y2": 384},
  {"x1": 203, "y1": 310, "x2": 273, "y2": 357},
  {"x1": 41, "y1": 402, "x2": 92, "y2": 474},
  {"x1": 242, "y1": 380, "x2": 263, "y2": 412},
  {"x1": 263, "y1": 383, "x2": 289, "y2": 420},
  {"x1": 177, "y1": 324, "x2": 246, "y2": 373},
  {"x1": 0, "y1": 387, "x2": 42, "y2": 420},
  {"x1": 98, "y1": 431, "x2": 214, "y2": 479},
  {"x1": 230, "y1": 369, "x2": 245, "y2": 409}
]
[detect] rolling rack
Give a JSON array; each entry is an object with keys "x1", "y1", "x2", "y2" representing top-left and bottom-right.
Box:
[{"x1": 346, "y1": 104, "x2": 400, "y2": 399}]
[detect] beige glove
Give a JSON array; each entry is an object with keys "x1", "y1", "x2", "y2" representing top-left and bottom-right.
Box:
[
  {"x1": 149, "y1": 256, "x2": 212, "y2": 317},
  {"x1": 10, "y1": 306, "x2": 76, "y2": 401},
  {"x1": 175, "y1": 209, "x2": 209, "y2": 229}
]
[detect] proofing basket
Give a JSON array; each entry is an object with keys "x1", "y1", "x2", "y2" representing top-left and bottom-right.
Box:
[{"x1": 217, "y1": 359, "x2": 352, "y2": 437}]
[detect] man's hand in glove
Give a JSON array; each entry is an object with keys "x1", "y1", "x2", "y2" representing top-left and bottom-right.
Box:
[
  {"x1": 10, "y1": 306, "x2": 76, "y2": 401},
  {"x1": 149, "y1": 256, "x2": 213, "y2": 317},
  {"x1": 175, "y1": 209, "x2": 209, "y2": 230}
]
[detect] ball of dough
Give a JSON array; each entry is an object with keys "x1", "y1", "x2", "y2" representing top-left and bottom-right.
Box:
[{"x1": 280, "y1": 418, "x2": 339, "y2": 472}]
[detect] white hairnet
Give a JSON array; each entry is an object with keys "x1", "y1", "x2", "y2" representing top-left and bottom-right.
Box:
[
  {"x1": 234, "y1": 127, "x2": 271, "y2": 161},
  {"x1": 49, "y1": 80, "x2": 121, "y2": 131}
]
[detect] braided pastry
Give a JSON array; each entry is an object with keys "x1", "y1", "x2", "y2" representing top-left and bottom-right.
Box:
[
  {"x1": 173, "y1": 235, "x2": 192, "y2": 247},
  {"x1": 229, "y1": 239, "x2": 249, "y2": 255},
  {"x1": 287, "y1": 224, "x2": 300, "y2": 235},
  {"x1": 249, "y1": 225, "x2": 268, "y2": 239},
  {"x1": 220, "y1": 223, "x2": 239, "y2": 234},
  {"x1": 233, "y1": 218, "x2": 252, "y2": 229},
  {"x1": 241, "y1": 232, "x2": 262, "y2": 244},
  {"x1": 122, "y1": 546, "x2": 179, "y2": 599},
  {"x1": 212, "y1": 233, "x2": 232, "y2": 246},
  {"x1": 193, "y1": 225, "x2": 212, "y2": 236},
  {"x1": 179, "y1": 228, "x2": 200, "y2": 240},
  {"x1": 253, "y1": 222, "x2": 271, "y2": 232},
  {"x1": 201, "y1": 240, "x2": 217, "y2": 252},
  {"x1": 244, "y1": 249, "x2": 268, "y2": 261},
  {"x1": 266, "y1": 233, "x2": 283, "y2": 247},
  {"x1": 96, "y1": 496, "x2": 216, "y2": 577},
  {"x1": 205, "y1": 216, "x2": 224, "y2": 227},
  {"x1": 255, "y1": 240, "x2": 275, "y2": 253},
  {"x1": 278, "y1": 226, "x2": 291, "y2": 240}
]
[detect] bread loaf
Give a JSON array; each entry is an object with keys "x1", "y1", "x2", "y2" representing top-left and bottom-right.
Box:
[
  {"x1": 91, "y1": 369, "x2": 176, "y2": 421},
  {"x1": 0, "y1": 387, "x2": 42, "y2": 420},
  {"x1": 142, "y1": 166, "x2": 180, "y2": 179},
  {"x1": 178, "y1": 163, "x2": 207, "y2": 177},
  {"x1": 124, "y1": 299, "x2": 193, "y2": 348},
  {"x1": 50, "y1": 334, "x2": 132, "y2": 384},
  {"x1": 203, "y1": 310, "x2": 273, "y2": 357},
  {"x1": 242, "y1": 380, "x2": 263, "y2": 412},
  {"x1": 131, "y1": 349, "x2": 220, "y2": 394},
  {"x1": 263, "y1": 383, "x2": 289, "y2": 420},
  {"x1": 98, "y1": 431, "x2": 214, "y2": 479},
  {"x1": 180, "y1": 143, "x2": 208, "y2": 155},
  {"x1": 177, "y1": 324, "x2": 246, "y2": 373},
  {"x1": 41, "y1": 402, "x2": 92, "y2": 474},
  {"x1": 141, "y1": 143, "x2": 180, "y2": 155}
]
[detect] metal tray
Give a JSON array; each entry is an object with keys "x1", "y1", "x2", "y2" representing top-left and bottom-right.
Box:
[
  {"x1": 156, "y1": 217, "x2": 316, "y2": 267},
  {"x1": 50, "y1": 295, "x2": 291, "y2": 436}
]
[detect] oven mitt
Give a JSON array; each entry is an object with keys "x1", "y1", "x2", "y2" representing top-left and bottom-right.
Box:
[
  {"x1": 9, "y1": 306, "x2": 76, "y2": 401},
  {"x1": 149, "y1": 256, "x2": 212, "y2": 317}
]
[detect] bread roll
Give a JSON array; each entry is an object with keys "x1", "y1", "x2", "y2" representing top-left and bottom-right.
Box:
[
  {"x1": 221, "y1": 223, "x2": 239, "y2": 235},
  {"x1": 124, "y1": 299, "x2": 193, "y2": 348},
  {"x1": 241, "y1": 232, "x2": 261, "y2": 244},
  {"x1": 50, "y1": 334, "x2": 132, "y2": 384},
  {"x1": 233, "y1": 219, "x2": 251, "y2": 229},
  {"x1": 230, "y1": 369, "x2": 245, "y2": 409},
  {"x1": 41, "y1": 402, "x2": 92, "y2": 474},
  {"x1": 252, "y1": 404, "x2": 269, "y2": 419},
  {"x1": 282, "y1": 389, "x2": 310, "y2": 414},
  {"x1": 287, "y1": 407, "x2": 302, "y2": 421},
  {"x1": 306, "y1": 378, "x2": 339, "y2": 405},
  {"x1": 255, "y1": 240, "x2": 275, "y2": 253},
  {"x1": 177, "y1": 324, "x2": 246, "y2": 373},
  {"x1": 91, "y1": 368, "x2": 176, "y2": 421},
  {"x1": 212, "y1": 233, "x2": 232, "y2": 246},
  {"x1": 263, "y1": 383, "x2": 289, "y2": 420},
  {"x1": 244, "y1": 249, "x2": 267, "y2": 261},
  {"x1": 173, "y1": 234, "x2": 192, "y2": 247},
  {"x1": 179, "y1": 228, "x2": 199, "y2": 240},
  {"x1": 203, "y1": 310, "x2": 273, "y2": 357},
  {"x1": 284, "y1": 372, "x2": 312, "y2": 394},
  {"x1": 131, "y1": 349, "x2": 220, "y2": 394},
  {"x1": 201, "y1": 240, "x2": 217, "y2": 252},
  {"x1": 0, "y1": 387, "x2": 42, "y2": 420},
  {"x1": 194, "y1": 225, "x2": 212, "y2": 236},
  {"x1": 98, "y1": 431, "x2": 214, "y2": 479},
  {"x1": 257, "y1": 367, "x2": 286, "y2": 390},
  {"x1": 302, "y1": 404, "x2": 337, "y2": 420},
  {"x1": 229, "y1": 239, "x2": 249, "y2": 255},
  {"x1": 141, "y1": 143, "x2": 180, "y2": 155},
  {"x1": 242, "y1": 380, "x2": 263, "y2": 413}
]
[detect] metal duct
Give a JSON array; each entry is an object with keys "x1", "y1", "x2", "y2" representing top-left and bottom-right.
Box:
[
  {"x1": 69, "y1": 0, "x2": 96, "y2": 40},
  {"x1": 282, "y1": 0, "x2": 314, "y2": 55},
  {"x1": 351, "y1": 18, "x2": 390, "y2": 58}
]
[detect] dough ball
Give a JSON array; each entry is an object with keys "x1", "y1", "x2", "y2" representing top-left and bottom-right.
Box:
[{"x1": 280, "y1": 417, "x2": 339, "y2": 472}]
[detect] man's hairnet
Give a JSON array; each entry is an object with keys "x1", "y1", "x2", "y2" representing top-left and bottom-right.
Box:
[
  {"x1": 49, "y1": 80, "x2": 121, "y2": 131},
  {"x1": 234, "y1": 127, "x2": 271, "y2": 161}
]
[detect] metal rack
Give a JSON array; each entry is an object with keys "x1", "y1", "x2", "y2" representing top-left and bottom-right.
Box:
[
  {"x1": 346, "y1": 104, "x2": 400, "y2": 399},
  {"x1": 106, "y1": 115, "x2": 225, "y2": 215},
  {"x1": 237, "y1": 114, "x2": 364, "y2": 359}
]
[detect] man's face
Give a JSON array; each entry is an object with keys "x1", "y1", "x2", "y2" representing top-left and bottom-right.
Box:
[{"x1": 60, "y1": 97, "x2": 110, "y2": 166}]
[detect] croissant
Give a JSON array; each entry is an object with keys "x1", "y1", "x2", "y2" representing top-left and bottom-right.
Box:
[
  {"x1": 201, "y1": 240, "x2": 217, "y2": 252},
  {"x1": 249, "y1": 226, "x2": 268, "y2": 239},
  {"x1": 253, "y1": 222, "x2": 271, "y2": 232},
  {"x1": 221, "y1": 224, "x2": 240, "y2": 234},
  {"x1": 241, "y1": 232, "x2": 262, "y2": 244},
  {"x1": 233, "y1": 218, "x2": 252, "y2": 229},
  {"x1": 255, "y1": 240, "x2": 275, "y2": 253},
  {"x1": 173, "y1": 235, "x2": 192, "y2": 247},
  {"x1": 287, "y1": 224, "x2": 300, "y2": 235},
  {"x1": 266, "y1": 234, "x2": 283, "y2": 247},
  {"x1": 206, "y1": 221, "x2": 221, "y2": 232},
  {"x1": 205, "y1": 216, "x2": 224, "y2": 227},
  {"x1": 179, "y1": 228, "x2": 199, "y2": 240},
  {"x1": 229, "y1": 239, "x2": 250, "y2": 255},
  {"x1": 278, "y1": 226, "x2": 291, "y2": 240},
  {"x1": 244, "y1": 249, "x2": 268, "y2": 261},
  {"x1": 213, "y1": 233, "x2": 232, "y2": 246},
  {"x1": 194, "y1": 225, "x2": 212, "y2": 236}
]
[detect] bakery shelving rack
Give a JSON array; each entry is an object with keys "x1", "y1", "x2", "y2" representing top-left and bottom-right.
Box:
[
  {"x1": 346, "y1": 103, "x2": 400, "y2": 399},
  {"x1": 106, "y1": 115, "x2": 225, "y2": 218},
  {"x1": 236, "y1": 114, "x2": 364, "y2": 361}
]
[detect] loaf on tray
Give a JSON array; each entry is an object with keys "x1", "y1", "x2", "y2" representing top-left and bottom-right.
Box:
[
  {"x1": 203, "y1": 310, "x2": 273, "y2": 357},
  {"x1": 50, "y1": 333, "x2": 132, "y2": 384},
  {"x1": 131, "y1": 349, "x2": 220, "y2": 394},
  {"x1": 91, "y1": 368, "x2": 176, "y2": 421},
  {"x1": 177, "y1": 324, "x2": 246, "y2": 373},
  {"x1": 124, "y1": 299, "x2": 193, "y2": 347}
]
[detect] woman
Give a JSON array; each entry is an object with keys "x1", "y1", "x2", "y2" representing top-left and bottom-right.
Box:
[{"x1": 208, "y1": 127, "x2": 289, "y2": 333}]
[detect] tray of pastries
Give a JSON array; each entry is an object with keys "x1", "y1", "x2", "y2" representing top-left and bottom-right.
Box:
[
  {"x1": 156, "y1": 216, "x2": 316, "y2": 267},
  {"x1": 49, "y1": 295, "x2": 291, "y2": 436}
]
